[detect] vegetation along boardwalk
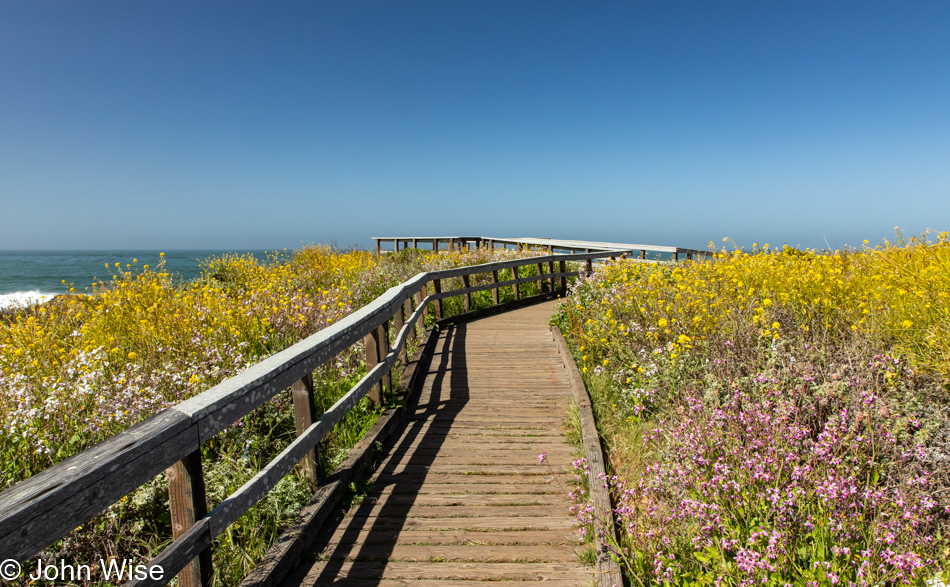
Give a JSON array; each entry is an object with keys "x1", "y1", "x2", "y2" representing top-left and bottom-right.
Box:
[
  {"x1": 0, "y1": 237, "x2": 661, "y2": 587},
  {"x1": 284, "y1": 301, "x2": 589, "y2": 586}
]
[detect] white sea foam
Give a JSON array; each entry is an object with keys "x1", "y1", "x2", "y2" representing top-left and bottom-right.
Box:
[{"x1": 0, "y1": 291, "x2": 56, "y2": 310}]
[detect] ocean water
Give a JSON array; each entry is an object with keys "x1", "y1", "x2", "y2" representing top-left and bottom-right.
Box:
[{"x1": 0, "y1": 250, "x2": 269, "y2": 309}]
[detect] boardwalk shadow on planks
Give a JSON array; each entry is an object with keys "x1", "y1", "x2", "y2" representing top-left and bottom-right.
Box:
[
  {"x1": 281, "y1": 301, "x2": 586, "y2": 586},
  {"x1": 298, "y1": 322, "x2": 470, "y2": 585}
]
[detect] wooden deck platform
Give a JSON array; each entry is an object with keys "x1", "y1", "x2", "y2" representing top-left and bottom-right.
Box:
[{"x1": 283, "y1": 301, "x2": 591, "y2": 586}]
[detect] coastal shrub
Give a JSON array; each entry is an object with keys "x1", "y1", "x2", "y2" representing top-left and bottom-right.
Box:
[{"x1": 558, "y1": 232, "x2": 950, "y2": 585}]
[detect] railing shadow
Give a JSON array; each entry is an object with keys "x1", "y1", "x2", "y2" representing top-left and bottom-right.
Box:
[{"x1": 299, "y1": 321, "x2": 469, "y2": 584}]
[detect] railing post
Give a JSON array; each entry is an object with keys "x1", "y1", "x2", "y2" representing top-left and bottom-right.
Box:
[
  {"x1": 292, "y1": 373, "x2": 320, "y2": 486},
  {"x1": 536, "y1": 262, "x2": 545, "y2": 293},
  {"x1": 393, "y1": 300, "x2": 408, "y2": 362},
  {"x1": 402, "y1": 296, "x2": 414, "y2": 346},
  {"x1": 364, "y1": 328, "x2": 381, "y2": 404},
  {"x1": 673, "y1": 251, "x2": 679, "y2": 261},
  {"x1": 640, "y1": 250, "x2": 646, "y2": 260},
  {"x1": 512, "y1": 265, "x2": 521, "y2": 299},
  {"x1": 375, "y1": 240, "x2": 380, "y2": 255},
  {"x1": 462, "y1": 274, "x2": 471, "y2": 312},
  {"x1": 415, "y1": 287, "x2": 426, "y2": 337},
  {"x1": 585, "y1": 258, "x2": 593, "y2": 276},
  {"x1": 166, "y1": 451, "x2": 212, "y2": 587},
  {"x1": 548, "y1": 260, "x2": 555, "y2": 292},
  {"x1": 559, "y1": 260, "x2": 567, "y2": 292},
  {"x1": 491, "y1": 269, "x2": 500, "y2": 305},
  {"x1": 433, "y1": 279, "x2": 443, "y2": 319},
  {"x1": 378, "y1": 321, "x2": 391, "y2": 399}
]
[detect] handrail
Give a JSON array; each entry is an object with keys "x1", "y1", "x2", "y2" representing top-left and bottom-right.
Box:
[
  {"x1": 0, "y1": 248, "x2": 627, "y2": 586},
  {"x1": 372, "y1": 235, "x2": 712, "y2": 260}
]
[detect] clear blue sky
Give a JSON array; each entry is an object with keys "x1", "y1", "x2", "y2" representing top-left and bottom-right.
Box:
[{"x1": 2, "y1": 1, "x2": 948, "y2": 251}]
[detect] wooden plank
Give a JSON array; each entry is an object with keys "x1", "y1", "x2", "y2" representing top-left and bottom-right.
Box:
[
  {"x1": 378, "y1": 456, "x2": 569, "y2": 469},
  {"x1": 287, "y1": 580, "x2": 586, "y2": 587},
  {"x1": 291, "y1": 561, "x2": 589, "y2": 583},
  {"x1": 363, "y1": 464, "x2": 562, "y2": 476},
  {"x1": 357, "y1": 493, "x2": 565, "y2": 508},
  {"x1": 331, "y1": 514, "x2": 573, "y2": 531},
  {"x1": 318, "y1": 543, "x2": 578, "y2": 563},
  {"x1": 323, "y1": 528, "x2": 577, "y2": 546},
  {"x1": 385, "y1": 437, "x2": 566, "y2": 451},
  {"x1": 367, "y1": 483, "x2": 562, "y2": 495},
  {"x1": 381, "y1": 445, "x2": 574, "y2": 460},
  {"x1": 381, "y1": 424, "x2": 564, "y2": 437}
]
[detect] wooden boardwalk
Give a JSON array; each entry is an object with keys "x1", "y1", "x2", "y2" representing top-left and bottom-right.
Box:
[{"x1": 283, "y1": 300, "x2": 590, "y2": 586}]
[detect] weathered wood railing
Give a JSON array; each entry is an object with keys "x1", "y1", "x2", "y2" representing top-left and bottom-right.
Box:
[
  {"x1": 373, "y1": 235, "x2": 711, "y2": 260},
  {"x1": 0, "y1": 249, "x2": 629, "y2": 587}
]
